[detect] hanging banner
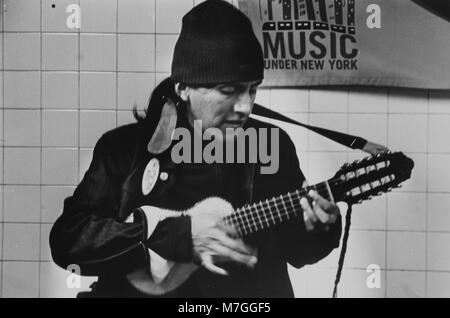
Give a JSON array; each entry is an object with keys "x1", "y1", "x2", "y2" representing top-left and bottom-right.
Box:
[{"x1": 238, "y1": 0, "x2": 450, "y2": 89}]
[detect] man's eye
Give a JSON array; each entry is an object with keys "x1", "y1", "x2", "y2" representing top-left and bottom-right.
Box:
[{"x1": 219, "y1": 86, "x2": 237, "y2": 95}]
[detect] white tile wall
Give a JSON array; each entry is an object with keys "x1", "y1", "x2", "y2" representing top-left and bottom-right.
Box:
[
  {"x1": 79, "y1": 110, "x2": 116, "y2": 147},
  {"x1": 343, "y1": 269, "x2": 386, "y2": 298},
  {"x1": 349, "y1": 114, "x2": 388, "y2": 146},
  {"x1": 42, "y1": 110, "x2": 78, "y2": 147},
  {"x1": 117, "y1": 110, "x2": 137, "y2": 127},
  {"x1": 279, "y1": 113, "x2": 309, "y2": 151},
  {"x1": 351, "y1": 195, "x2": 387, "y2": 231},
  {"x1": 42, "y1": 34, "x2": 79, "y2": 71},
  {"x1": 429, "y1": 91, "x2": 450, "y2": 114},
  {"x1": 118, "y1": 34, "x2": 155, "y2": 72},
  {"x1": 118, "y1": 73, "x2": 155, "y2": 110},
  {"x1": 427, "y1": 233, "x2": 450, "y2": 272},
  {"x1": 42, "y1": 148, "x2": 78, "y2": 185},
  {"x1": 388, "y1": 115, "x2": 427, "y2": 152},
  {"x1": 4, "y1": 33, "x2": 41, "y2": 70},
  {"x1": 4, "y1": 0, "x2": 41, "y2": 32},
  {"x1": 270, "y1": 89, "x2": 309, "y2": 113},
  {"x1": 389, "y1": 89, "x2": 428, "y2": 114},
  {"x1": 4, "y1": 186, "x2": 40, "y2": 222},
  {"x1": 348, "y1": 88, "x2": 388, "y2": 113},
  {"x1": 310, "y1": 89, "x2": 348, "y2": 113},
  {"x1": 155, "y1": 35, "x2": 178, "y2": 72},
  {"x1": 80, "y1": 34, "x2": 117, "y2": 71},
  {"x1": 307, "y1": 151, "x2": 347, "y2": 184},
  {"x1": 42, "y1": 72, "x2": 79, "y2": 109},
  {"x1": 345, "y1": 230, "x2": 386, "y2": 269},
  {"x1": 309, "y1": 114, "x2": 348, "y2": 152},
  {"x1": 4, "y1": 148, "x2": 41, "y2": 185},
  {"x1": 80, "y1": 0, "x2": 117, "y2": 33},
  {"x1": 387, "y1": 193, "x2": 427, "y2": 231},
  {"x1": 427, "y1": 272, "x2": 450, "y2": 298},
  {"x1": 1, "y1": 0, "x2": 449, "y2": 299},
  {"x1": 4, "y1": 109, "x2": 41, "y2": 146},
  {"x1": 79, "y1": 148, "x2": 94, "y2": 182},
  {"x1": 80, "y1": 72, "x2": 116, "y2": 109},
  {"x1": 3, "y1": 224, "x2": 40, "y2": 261},
  {"x1": 428, "y1": 194, "x2": 450, "y2": 232},
  {"x1": 155, "y1": 0, "x2": 193, "y2": 34},
  {"x1": 387, "y1": 232, "x2": 426, "y2": 271},
  {"x1": 41, "y1": 224, "x2": 53, "y2": 262},
  {"x1": 428, "y1": 154, "x2": 450, "y2": 192},
  {"x1": 4, "y1": 71, "x2": 41, "y2": 108},
  {"x1": 428, "y1": 115, "x2": 450, "y2": 153},
  {"x1": 118, "y1": 0, "x2": 155, "y2": 33},
  {"x1": 386, "y1": 271, "x2": 426, "y2": 298},
  {"x1": 42, "y1": 0, "x2": 81, "y2": 32},
  {"x1": 399, "y1": 153, "x2": 427, "y2": 193},
  {"x1": 2, "y1": 262, "x2": 39, "y2": 298},
  {"x1": 39, "y1": 262, "x2": 97, "y2": 298},
  {"x1": 41, "y1": 186, "x2": 76, "y2": 223}
]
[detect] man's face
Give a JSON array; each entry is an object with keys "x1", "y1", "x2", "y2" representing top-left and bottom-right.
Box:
[{"x1": 179, "y1": 80, "x2": 262, "y2": 137}]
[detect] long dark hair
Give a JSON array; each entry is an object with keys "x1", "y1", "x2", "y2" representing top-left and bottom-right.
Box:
[{"x1": 132, "y1": 77, "x2": 182, "y2": 125}]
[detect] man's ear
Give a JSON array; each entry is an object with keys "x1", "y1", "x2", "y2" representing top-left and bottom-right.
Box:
[{"x1": 175, "y1": 83, "x2": 189, "y2": 102}]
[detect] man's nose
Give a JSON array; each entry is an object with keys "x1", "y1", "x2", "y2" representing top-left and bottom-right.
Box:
[{"x1": 233, "y1": 92, "x2": 253, "y2": 115}]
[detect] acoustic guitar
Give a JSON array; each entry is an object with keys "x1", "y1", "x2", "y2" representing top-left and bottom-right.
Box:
[{"x1": 126, "y1": 151, "x2": 414, "y2": 295}]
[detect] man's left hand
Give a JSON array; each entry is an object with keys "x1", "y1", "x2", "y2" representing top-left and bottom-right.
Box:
[{"x1": 300, "y1": 190, "x2": 340, "y2": 232}]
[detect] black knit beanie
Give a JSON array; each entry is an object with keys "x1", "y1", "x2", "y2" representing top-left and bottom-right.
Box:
[{"x1": 171, "y1": 0, "x2": 264, "y2": 85}]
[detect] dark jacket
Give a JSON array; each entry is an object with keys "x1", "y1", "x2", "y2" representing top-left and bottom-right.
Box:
[{"x1": 50, "y1": 113, "x2": 342, "y2": 298}]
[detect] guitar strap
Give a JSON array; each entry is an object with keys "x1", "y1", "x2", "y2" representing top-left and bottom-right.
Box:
[
  {"x1": 251, "y1": 103, "x2": 358, "y2": 298},
  {"x1": 252, "y1": 103, "x2": 368, "y2": 150}
]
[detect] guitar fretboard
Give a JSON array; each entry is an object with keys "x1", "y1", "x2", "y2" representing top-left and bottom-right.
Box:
[{"x1": 223, "y1": 180, "x2": 334, "y2": 237}]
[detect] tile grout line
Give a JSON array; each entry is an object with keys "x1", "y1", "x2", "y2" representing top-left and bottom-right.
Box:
[
  {"x1": 38, "y1": 0, "x2": 43, "y2": 299},
  {"x1": 425, "y1": 89, "x2": 430, "y2": 298},
  {"x1": 1, "y1": 0, "x2": 4, "y2": 299},
  {"x1": 154, "y1": 0, "x2": 158, "y2": 92},
  {"x1": 77, "y1": 0, "x2": 81, "y2": 185},
  {"x1": 385, "y1": 88, "x2": 390, "y2": 297},
  {"x1": 116, "y1": 0, "x2": 119, "y2": 127}
]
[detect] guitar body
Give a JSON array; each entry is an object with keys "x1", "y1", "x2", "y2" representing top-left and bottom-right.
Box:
[
  {"x1": 126, "y1": 262, "x2": 198, "y2": 296},
  {"x1": 127, "y1": 197, "x2": 233, "y2": 296}
]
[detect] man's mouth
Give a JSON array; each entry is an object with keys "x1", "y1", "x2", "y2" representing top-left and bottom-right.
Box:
[{"x1": 224, "y1": 120, "x2": 245, "y2": 127}]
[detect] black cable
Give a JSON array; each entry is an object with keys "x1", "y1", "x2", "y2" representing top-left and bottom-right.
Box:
[{"x1": 333, "y1": 204, "x2": 353, "y2": 298}]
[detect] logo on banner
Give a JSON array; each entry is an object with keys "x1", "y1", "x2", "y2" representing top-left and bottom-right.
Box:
[{"x1": 261, "y1": 0, "x2": 358, "y2": 71}]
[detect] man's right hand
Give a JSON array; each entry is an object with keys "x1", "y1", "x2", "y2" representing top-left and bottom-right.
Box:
[{"x1": 188, "y1": 197, "x2": 257, "y2": 275}]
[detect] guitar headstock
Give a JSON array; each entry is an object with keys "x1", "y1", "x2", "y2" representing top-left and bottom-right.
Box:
[{"x1": 330, "y1": 152, "x2": 414, "y2": 205}]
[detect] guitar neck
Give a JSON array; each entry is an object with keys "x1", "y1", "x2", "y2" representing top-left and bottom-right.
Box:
[{"x1": 223, "y1": 180, "x2": 335, "y2": 237}]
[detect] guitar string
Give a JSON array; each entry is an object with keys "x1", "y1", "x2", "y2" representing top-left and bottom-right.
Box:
[
  {"x1": 224, "y1": 170, "x2": 395, "y2": 236},
  {"x1": 228, "y1": 178, "x2": 394, "y2": 237},
  {"x1": 224, "y1": 183, "x2": 333, "y2": 236},
  {"x1": 221, "y1": 156, "x2": 394, "y2": 234},
  {"x1": 229, "y1": 172, "x2": 394, "y2": 235}
]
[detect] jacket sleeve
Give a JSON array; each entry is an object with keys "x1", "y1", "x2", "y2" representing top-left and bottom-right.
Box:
[
  {"x1": 49, "y1": 131, "x2": 151, "y2": 276},
  {"x1": 275, "y1": 131, "x2": 342, "y2": 269}
]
